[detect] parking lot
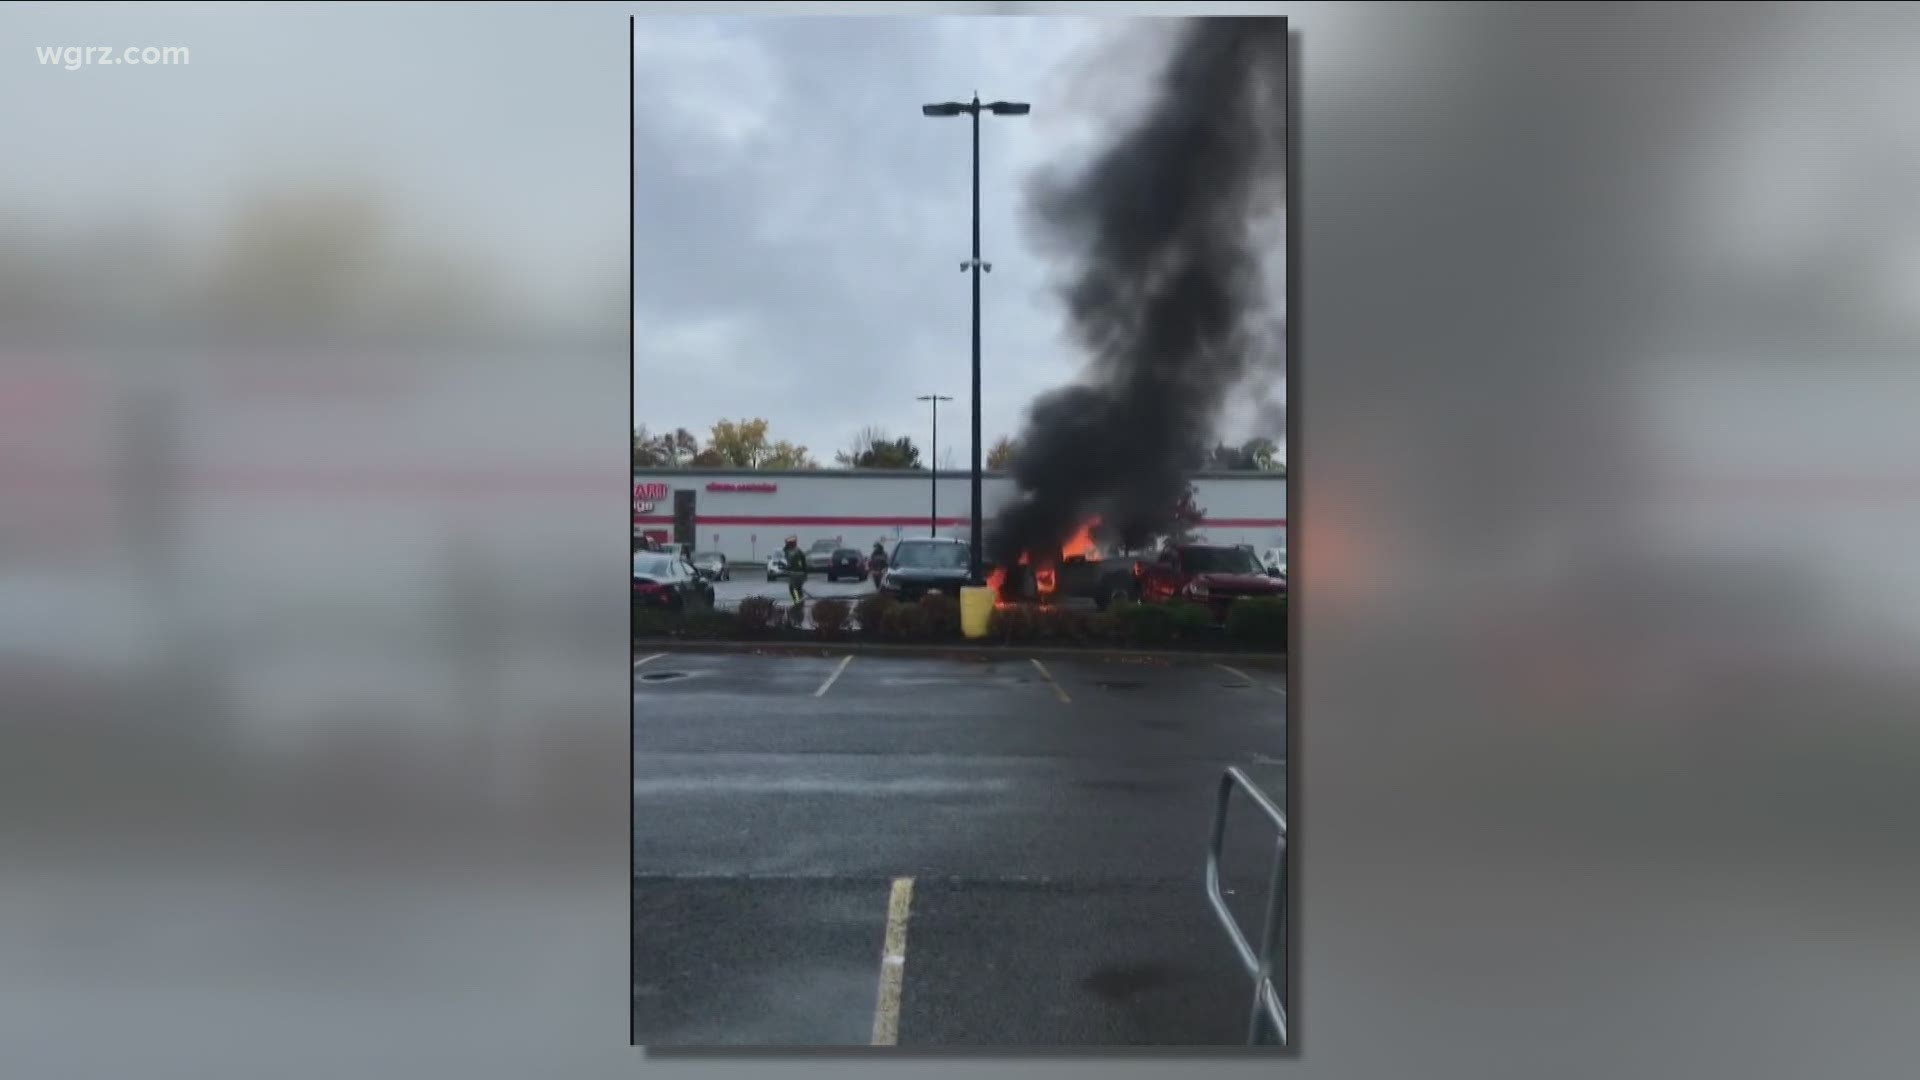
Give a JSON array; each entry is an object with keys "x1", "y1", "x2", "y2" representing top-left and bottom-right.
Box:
[
  {"x1": 707, "y1": 571, "x2": 876, "y2": 612},
  {"x1": 633, "y1": 648, "x2": 1286, "y2": 1046}
]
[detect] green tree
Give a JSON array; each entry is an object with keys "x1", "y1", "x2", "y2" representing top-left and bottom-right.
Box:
[
  {"x1": 1204, "y1": 438, "x2": 1282, "y2": 471},
  {"x1": 1242, "y1": 436, "x2": 1279, "y2": 471},
  {"x1": 986, "y1": 436, "x2": 1018, "y2": 470},
  {"x1": 835, "y1": 426, "x2": 922, "y2": 469},
  {"x1": 1168, "y1": 482, "x2": 1208, "y2": 544},
  {"x1": 863, "y1": 436, "x2": 921, "y2": 469}
]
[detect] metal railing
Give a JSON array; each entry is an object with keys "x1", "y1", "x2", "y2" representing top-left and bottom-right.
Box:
[{"x1": 1205, "y1": 765, "x2": 1288, "y2": 1046}]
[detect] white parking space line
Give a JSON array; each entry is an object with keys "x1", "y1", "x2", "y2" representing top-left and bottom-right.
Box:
[
  {"x1": 814, "y1": 654, "x2": 854, "y2": 698},
  {"x1": 1214, "y1": 662, "x2": 1255, "y2": 686},
  {"x1": 1030, "y1": 658, "x2": 1072, "y2": 704},
  {"x1": 870, "y1": 876, "x2": 916, "y2": 1046},
  {"x1": 633, "y1": 653, "x2": 665, "y2": 669},
  {"x1": 1217, "y1": 661, "x2": 1286, "y2": 696}
]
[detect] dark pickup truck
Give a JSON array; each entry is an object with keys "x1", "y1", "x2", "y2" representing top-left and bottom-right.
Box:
[
  {"x1": 996, "y1": 551, "x2": 1141, "y2": 609},
  {"x1": 1004, "y1": 543, "x2": 1284, "y2": 617}
]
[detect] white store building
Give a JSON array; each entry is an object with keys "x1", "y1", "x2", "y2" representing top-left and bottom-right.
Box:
[{"x1": 633, "y1": 468, "x2": 1286, "y2": 563}]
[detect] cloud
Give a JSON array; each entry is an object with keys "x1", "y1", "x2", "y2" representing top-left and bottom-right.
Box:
[{"x1": 633, "y1": 17, "x2": 1272, "y2": 465}]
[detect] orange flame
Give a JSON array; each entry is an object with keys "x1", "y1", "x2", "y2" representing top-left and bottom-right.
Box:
[
  {"x1": 987, "y1": 516, "x2": 1102, "y2": 607},
  {"x1": 1061, "y1": 517, "x2": 1101, "y2": 560}
]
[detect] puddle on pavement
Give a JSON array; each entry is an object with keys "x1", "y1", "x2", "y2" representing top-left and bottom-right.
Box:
[
  {"x1": 639, "y1": 671, "x2": 690, "y2": 682},
  {"x1": 1080, "y1": 962, "x2": 1179, "y2": 1002}
]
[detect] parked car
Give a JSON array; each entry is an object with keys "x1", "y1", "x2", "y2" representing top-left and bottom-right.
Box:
[
  {"x1": 879, "y1": 537, "x2": 972, "y2": 601},
  {"x1": 632, "y1": 552, "x2": 714, "y2": 610},
  {"x1": 690, "y1": 551, "x2": 730, "y2": 582},
  {"x1": 1137, "y1": 543, "x2": 1285, "y2": 620},
  {"x1": 825, "y1": 547, "x2": 867, "y2": 583},
  {"x1": 805, "y1": 538, "x2": 839, "y2": 572},
  {"x1": 1261, "y1": 544, "x2": 1287, "y2": 580}
]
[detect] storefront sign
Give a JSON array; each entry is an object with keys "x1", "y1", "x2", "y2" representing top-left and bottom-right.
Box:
[
  {"x1": 633, "y1": 481, "x2": 668, "y2": 513},
  {"x1": 706, "y1": 481, "x2": 777, "y2": 493}
]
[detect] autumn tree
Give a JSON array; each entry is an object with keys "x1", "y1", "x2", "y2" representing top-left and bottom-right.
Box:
[
  {"x1": 986, "y1": 436, "x2": 1018, "y2": 470},
  {"x1": 707, "y1": 418, "x2": 773, "y2": 467},
  {"x1": 207, "y1": 186, "x2": 497, "y2": 333},
  {"x1": 761, "y1": 440, "x2": 818, "y2": 469},
  {"x1": 690, "y1": 448, "x2": 726, "y2": 467},
  {"x1": 633, "y1": 426, "x2": 664, "y2": 467}
]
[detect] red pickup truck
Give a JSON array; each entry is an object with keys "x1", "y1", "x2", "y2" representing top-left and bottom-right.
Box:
[{"x1": 1136, "y1": 543, "x2": 1286, "y2": 620}]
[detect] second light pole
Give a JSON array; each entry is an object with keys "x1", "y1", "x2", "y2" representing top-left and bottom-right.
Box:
[
  {"x1": 922, "y1": 93, "x2": 1029, "y2": 584},
  {"x1": 915, "y1": 394, "x2": 952, "y2": 537}
]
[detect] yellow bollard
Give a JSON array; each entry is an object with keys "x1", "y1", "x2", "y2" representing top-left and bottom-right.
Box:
[{"x1": 959, "y1": 585, "x2": 995, "y2": 640}]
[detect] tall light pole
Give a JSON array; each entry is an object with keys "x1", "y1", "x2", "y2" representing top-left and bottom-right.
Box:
[
  {"x1": 916, "y1": 393, "x2": 952, "y2": 537},
  {"x1": 922, "y1": 93, "x2": 1029, "y2": 584}
]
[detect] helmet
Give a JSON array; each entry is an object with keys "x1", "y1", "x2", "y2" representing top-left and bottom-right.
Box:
[{"x1": 785, "y1": 535, "x2": 798, "y2": 545}]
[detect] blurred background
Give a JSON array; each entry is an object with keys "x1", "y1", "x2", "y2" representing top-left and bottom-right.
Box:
[
  {"x1": 4, "y1": 2, "x2": 1919, "y2": 1077},
  {"x1": 1, "y1": 3, "x2": 633, "y2": 1072}
]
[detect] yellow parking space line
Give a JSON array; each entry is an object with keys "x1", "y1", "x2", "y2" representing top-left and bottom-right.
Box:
[
  {"x1": 633, "y1": 653, "x2": 665, "y2": 669},
  {"x1": 814, "y1": 654, "x2": 854, "y2": 698},
  {"x1": 869, "y1": 876, "x2": 916, "y2": 1046},
  {"x1": 1030, "y1": 658, "x2": 1071, "y2": 704}
]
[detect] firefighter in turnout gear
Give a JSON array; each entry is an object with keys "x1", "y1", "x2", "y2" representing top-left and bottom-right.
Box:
[{"x1": 781, "y1": 535, "x2": 808, "y2": 606}]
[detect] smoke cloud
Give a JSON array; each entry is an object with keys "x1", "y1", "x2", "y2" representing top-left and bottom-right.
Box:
[{"x1": 989, "y1": 17, "x2": 1286, "y2": 568}]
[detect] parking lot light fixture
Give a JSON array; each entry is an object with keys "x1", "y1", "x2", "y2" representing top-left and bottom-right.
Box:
[
  {"x1": 920, "y1": 92, "x2": 1030, "y2": 583},
  {"x1": 917, "y1": 394, "x2": 953, "y2": 536}
]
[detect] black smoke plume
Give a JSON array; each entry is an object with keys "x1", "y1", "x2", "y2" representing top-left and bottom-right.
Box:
[{"x1": 988, "y1": 18, "x2": 1286, "y2": 574}]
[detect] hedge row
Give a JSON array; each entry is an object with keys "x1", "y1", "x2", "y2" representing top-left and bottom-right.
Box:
[{"x1": 633, "y1": 593, "x2": 1285, "y2": 651}]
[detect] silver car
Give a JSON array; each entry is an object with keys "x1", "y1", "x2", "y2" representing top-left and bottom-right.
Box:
[{"x1": 805, "y1": 538, "x2": 838, "y2": 572}]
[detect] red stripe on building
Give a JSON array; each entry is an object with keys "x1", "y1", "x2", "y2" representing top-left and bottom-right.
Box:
[{"x1": 634, "y1": 514, "x2": 1286, "y2": 528}]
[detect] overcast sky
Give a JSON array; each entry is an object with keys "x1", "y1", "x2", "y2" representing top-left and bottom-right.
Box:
[{"x1": 631, "y1": 15, "x2": 1284, "y2": 466}]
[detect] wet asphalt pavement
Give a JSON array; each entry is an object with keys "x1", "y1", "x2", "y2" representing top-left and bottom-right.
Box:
[{"x1": 633, "y1": 650, "x2": 1286, "y2": 1048}]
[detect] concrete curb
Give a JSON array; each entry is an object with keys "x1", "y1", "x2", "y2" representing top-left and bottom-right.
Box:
[{"x1": 632, "y1": 636, "x2": 1285, "y2": 669}]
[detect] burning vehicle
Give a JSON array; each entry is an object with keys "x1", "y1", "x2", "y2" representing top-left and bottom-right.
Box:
[
  {"x1": 984, "y1": 20, "x2": 1286, "y2": 604},
  {"x1": 988, "y1": 516, "x2": 1136, "y2": 610},
  {"x1": 988, "y1": 514, "x2": 1285, "y2": 621}
]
